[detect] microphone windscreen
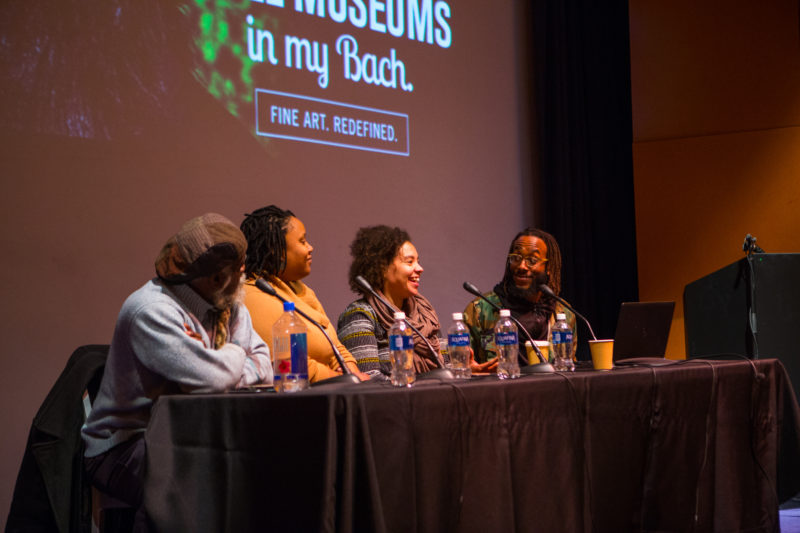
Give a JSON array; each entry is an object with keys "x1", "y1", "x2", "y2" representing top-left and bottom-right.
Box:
[
  {"x1": 462, "y1": 281, "x2": 482, "y2": 296},
  {"x1": 255, "y1": 278, "x2": 277, "y2": 296},
  {"x1": 538, "y1": 283, "x2": 556, "y2": 298},
  {"x1": 355, "y1": 275, "x2": 373, "y2": 292}
]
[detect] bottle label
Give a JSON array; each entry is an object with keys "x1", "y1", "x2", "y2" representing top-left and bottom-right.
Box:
[
  {"x1": 552, "y1": 331, "x2": 573, "y2": 345},
  {"x1": 448, "y1": 333, "x2": 470, "y2": 347},
  {"x1": 290, "y1": 332, "x2": 309, "y2": 376},
  {"x1": 390, "y1": 334, "x2": 413, "y2": 351},
  {"x1": 495, "y1": 331, "x2": 518, "y2": 346}
]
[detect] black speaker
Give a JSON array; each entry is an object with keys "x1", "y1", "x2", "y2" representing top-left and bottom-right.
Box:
[{"x1": 684, "y1": 253, "x2": 800, "y2": 396}]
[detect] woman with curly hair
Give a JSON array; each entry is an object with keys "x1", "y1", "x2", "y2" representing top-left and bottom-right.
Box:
[
  {"x1": 463, "y1": 227, "x2": 577, "y2": 366},
  {"x1": 240, "y1": 205, "x2": 367, "y2": 383},
  {"x1": 337, "y1": 225, "x2": 443, "y2": 379}
]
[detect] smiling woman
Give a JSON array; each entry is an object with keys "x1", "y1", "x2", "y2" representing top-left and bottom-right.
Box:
[
  {"x1": 337, "y1": 225, "x2": 442, "y2": 379},
  {"x1": 240, "y1": 205, "x2": 366, "y2": 383}
]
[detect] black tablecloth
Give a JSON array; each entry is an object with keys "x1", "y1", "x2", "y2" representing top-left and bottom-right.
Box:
[{"x1": 143, "y1": 359, "x2": 800, "y2": 532}]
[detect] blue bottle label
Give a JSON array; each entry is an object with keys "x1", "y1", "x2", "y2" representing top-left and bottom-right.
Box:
[
  {"x1": 552, "y1": 331, "x2": 573, "y2": 345},
  {"x1": 496, "y1": 331, "x2": 518, "y2": 346},
  {"x1": 390, "y1": 334, "x2": 413, "y2": 350},
  {"x1": 448, "y1": 333, "x2": 470, "y2": 347},
  {"x1": 290, "y1": 332, "x2": 308, "y2": 376}
]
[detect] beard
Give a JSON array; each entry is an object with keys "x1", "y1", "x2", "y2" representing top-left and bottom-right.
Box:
[
  {"x1": 506, "y1": 271, "x2": 549, "y2": 301},
  {"x1": 214, "y1": 274, "x2": 246, "y2": 310},
  {"x1": 507, "y1": 282, "x2": 540, "y2": 302}
]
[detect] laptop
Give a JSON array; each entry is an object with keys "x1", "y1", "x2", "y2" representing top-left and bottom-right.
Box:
[{"x1": 612, "y1": 301, "x2": 675, "y2": 365}]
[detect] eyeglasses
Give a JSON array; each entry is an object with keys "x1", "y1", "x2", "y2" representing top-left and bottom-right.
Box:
[{"x1": 507, "y1": 254, "x2": 548, "y2": 268}]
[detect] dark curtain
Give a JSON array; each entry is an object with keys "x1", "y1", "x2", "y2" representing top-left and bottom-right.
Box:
[{"x1": 528, "y1": 0, "x2": 638, "y2": 358}]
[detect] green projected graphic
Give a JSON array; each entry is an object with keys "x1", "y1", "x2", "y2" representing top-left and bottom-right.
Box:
[{"x1": 183, "y1": 0, "x2": 275, "y2": 120}]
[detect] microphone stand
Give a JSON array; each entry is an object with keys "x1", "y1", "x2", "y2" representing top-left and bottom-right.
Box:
[
  {"x1": 462, "y1": 282, "x2": 554, "y2": 374},
  {"x1": 537, "y1": 284, "x2": 597, "y2": 341},
  {"x1": 255, "y1": 278, "x2": 361, "y2": 386},
  {"x1": 355, "y1": 276, "x2": 454, "y2": 381},
  {"x1": 741, "y1": 234, "x2": 764, "y2": 358}
]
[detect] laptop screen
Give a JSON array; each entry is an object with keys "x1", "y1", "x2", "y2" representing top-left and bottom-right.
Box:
[{"x1": 612, "y1": 301, "x2": 675, "y2": 361}]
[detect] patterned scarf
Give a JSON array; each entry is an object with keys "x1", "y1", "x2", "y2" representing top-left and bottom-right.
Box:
[{"x1": 366, "y1": 292, "x2": 442, "y2": 372}]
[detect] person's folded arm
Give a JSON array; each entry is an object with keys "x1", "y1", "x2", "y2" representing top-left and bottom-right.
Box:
[
  {"x1": 228, "y1": 304, "x2": 273, "y2": 387},
  {"x1": 129, "y1": 303, "x2": 264, "y2": 392}
]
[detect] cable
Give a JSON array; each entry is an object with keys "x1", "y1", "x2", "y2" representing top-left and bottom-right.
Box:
[
  {"x1": 684, "y1": 353, "x2": 764, "y2": 380},
  {"x1": 545, "y1": 370, "x2": 595, "y2": 532},
  {"x1": 441, "y1": 381, "x2": 470, "y2": 531},
  {"x1": 616, "y1": 357, "x2": 769, "y2": 530},
  {"x1": 746, "y1": 254, "x2": 760, "y2": 359},
  {"x1": 682, "y1": 356, "x2": 776, "y2": 530},
  {"x1": 689, "y1": 360, "x2": 716, "y2": 531},
  {"x1": 747, "y1": 362, "x2": 779, "y2": 529}
]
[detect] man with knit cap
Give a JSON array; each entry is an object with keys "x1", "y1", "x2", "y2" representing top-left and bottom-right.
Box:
[{"x1": 82, "y1": 213, "x2": 272, "y2": 523}]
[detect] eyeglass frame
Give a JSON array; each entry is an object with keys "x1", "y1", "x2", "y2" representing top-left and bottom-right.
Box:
[{"x1": 507, "y1": 253, "x2": 548, "y2": 268}]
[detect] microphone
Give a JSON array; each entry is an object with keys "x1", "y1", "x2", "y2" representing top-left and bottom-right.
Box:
[
  {"x1": 354, "y1": 275, "x2": 452, "y2": 380},
  {"x1": 742, "y1": 233, "x2": 765, "y2": 255},
  {"x1": 462, "y1": 281, "x2": 554, "y2": 374},
  {"x1": 255, "y1": 278, "x2": 360, "y2": 385}
]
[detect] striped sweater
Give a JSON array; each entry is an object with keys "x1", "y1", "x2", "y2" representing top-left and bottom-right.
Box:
[{"x1": 337, "y1": 299, "x2": 391, "y2": 380}]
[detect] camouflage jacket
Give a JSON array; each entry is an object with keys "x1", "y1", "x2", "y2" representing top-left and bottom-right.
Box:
[{"x1": 462, "y1": 291, "x2": 578, "y2": 363}]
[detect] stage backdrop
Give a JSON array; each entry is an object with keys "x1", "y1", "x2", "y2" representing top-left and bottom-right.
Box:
[{"x1": 0, "y1": 0, "x2": 536, "y2": 520}]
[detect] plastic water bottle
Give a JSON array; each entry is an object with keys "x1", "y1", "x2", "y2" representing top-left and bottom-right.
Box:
[
  {"x1": 448, "y1": 313, "x2": 472, "y2": 379},
  {"x1": 550, "y1": 312, "x2": 575, "y2": 372},
  {"x1": 495, "y1": 309, "x2": 521, "y2": 379},
  {"x1": 389, "y1": 311, "x2": 415, "y2": 387},
  {"x1": 271, "y1": 301, "x2": 309, "y2": 392}
]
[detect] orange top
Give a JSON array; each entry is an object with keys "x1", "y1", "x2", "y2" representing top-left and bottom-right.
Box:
[{"x1": 244, "y1": 277, "x2": 357, "y2": 382}]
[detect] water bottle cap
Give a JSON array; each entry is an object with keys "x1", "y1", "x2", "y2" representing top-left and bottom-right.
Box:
[
  {"x1": 283, "y1": 301, "x2": 295, "y2": 312},
  {"x1": 452, "y1": 312, "x2": 463, "y2": 321},
  {"x1": 556, "y1": 312, "x2": 566, "y2": 320},
  {"x1": 393, "y1": 311, "x2": 406, "y2": 320},
  {"x1": 499, "y1": 309, "x2": 511, "y2": 317}
]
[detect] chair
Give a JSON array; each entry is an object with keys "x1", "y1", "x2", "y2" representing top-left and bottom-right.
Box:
[{"x1": 6, "y1": 345, "x2": 108, "y2": 533}]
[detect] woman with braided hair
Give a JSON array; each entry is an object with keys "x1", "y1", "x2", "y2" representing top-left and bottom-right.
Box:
[
  {"x1": 241, "y1": 205, "x2": 367, "y2": 383},
  {"x1": 463, "y1": 227, "x2": 577, "y2": 367}
]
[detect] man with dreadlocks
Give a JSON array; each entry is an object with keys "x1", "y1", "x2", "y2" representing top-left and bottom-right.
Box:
[
  {"x1": 82, "y1": 213, "x2": 272, "y2": 523},
  {"x1": 463, "y1": 227, "x2": 577, "y2": 367},
  {"x1": 240, "y1": 205, "x2": 367, "y2": 383}
]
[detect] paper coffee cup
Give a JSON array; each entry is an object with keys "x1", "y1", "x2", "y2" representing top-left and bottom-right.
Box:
[
  {"x1": 525, "y1": 340, "x2": 551, "y2": 364},
  {"x1": 589, "y1": 339, "x2": 614, "y2": 370}
]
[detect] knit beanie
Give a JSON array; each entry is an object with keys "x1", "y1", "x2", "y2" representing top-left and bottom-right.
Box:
[{"x1": 155, "y1": 213, "x2": 247, "y2": 284}]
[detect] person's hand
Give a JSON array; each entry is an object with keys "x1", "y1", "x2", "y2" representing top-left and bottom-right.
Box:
[
  {"x1": 183, "y1": 323, "x2": 206, "y2": 347},
  {"x1": 468, "y1": 346, "x2": 498, "y2": 373},
  {"x1": 471, "y1": 356, "x2": 498, "y2": 373},
  {"x1": 345, "y1": 362, "x2": 370, "y2": 381}
]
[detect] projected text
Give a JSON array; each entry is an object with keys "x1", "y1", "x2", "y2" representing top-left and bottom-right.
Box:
[{"x1": 256, "y1": 89, "x2": 410, "y2": 156}]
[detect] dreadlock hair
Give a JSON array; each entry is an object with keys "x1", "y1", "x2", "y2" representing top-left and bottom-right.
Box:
[
  {"x1": 501, "y1": 227, "x2": 563, "y2": 296},
  {"x1": 348, "y1": 225, "x2": 411, "y2": 295},
  {"x1": 240, "y1": 205, "x2": 295, "y2": 279}
]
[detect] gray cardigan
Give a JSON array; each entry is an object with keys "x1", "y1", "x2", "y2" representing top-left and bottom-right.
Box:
[{"x1": 82, "y1": 279, "x2": 271, "y2": 457}]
